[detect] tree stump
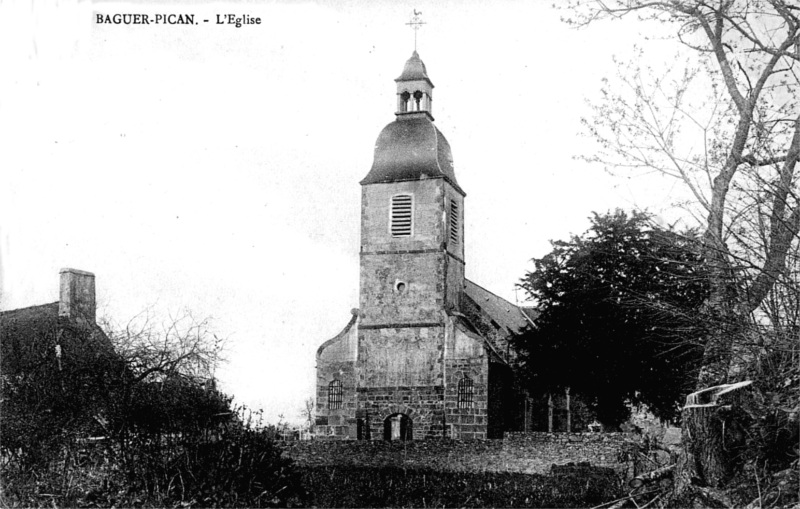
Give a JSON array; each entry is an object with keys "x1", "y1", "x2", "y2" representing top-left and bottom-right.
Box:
[{"x1": 680, "y1": 381, "x2": 752, "y2": 487}]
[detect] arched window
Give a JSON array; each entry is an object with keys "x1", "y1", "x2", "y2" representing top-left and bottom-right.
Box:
[
  {"x1": 400, "y1": 91, "x2": 410, "y2": 112},
  {"x1": 413, "y1": 90, "x2": 423, "y2": 110},
  {"x1": 457, "y1": 376, "x2": 474, "y2": 408},
  {"x1": 328, "y1": 380, "x2": 343, "y2": 410},
  {"x1": 390, "y1": 194, "x2": 413, "y2": 237}
]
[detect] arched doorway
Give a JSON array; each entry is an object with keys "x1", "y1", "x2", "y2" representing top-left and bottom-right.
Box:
[{"x1": 383, "y1": 413, "x2": 412, "y2": 441}]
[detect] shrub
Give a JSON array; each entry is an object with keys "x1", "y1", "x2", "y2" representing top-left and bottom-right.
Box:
[{"x1": 1, "y1": 415, "x2": 305, "y2": 508}]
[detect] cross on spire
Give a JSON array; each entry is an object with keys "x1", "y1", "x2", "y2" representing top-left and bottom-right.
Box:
[{"x1": 405, "y1": 10, "x2": 426, "y2": 51}]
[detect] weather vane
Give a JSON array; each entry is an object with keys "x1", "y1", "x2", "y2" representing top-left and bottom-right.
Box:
[{"x1": 405, "y1": 10, "x2": 425, "y2": 51}]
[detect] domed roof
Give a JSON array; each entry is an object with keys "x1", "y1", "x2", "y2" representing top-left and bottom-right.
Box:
[
  {"x1": 396, "y1": 51, "x2": 433, "y2": 85},
  {"x1": 360, "y1": 116, "x2": 462, "y2": 194}
]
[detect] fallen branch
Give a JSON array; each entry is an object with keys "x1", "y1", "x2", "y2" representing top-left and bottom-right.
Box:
[
  {"x1": 629, "y1": 464, "x2": 676, "y2": 488},
  {"x1": 592, "y1": 488, "x2": 662, "y2": 509}
]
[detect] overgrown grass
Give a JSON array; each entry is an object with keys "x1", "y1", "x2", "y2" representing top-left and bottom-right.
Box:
[
  {"x1": 298, "y1": 464, "x2": 622, "y2": 508},
  {"x1": 1, "y1": 452, "x2": 622, "y2": 508}
]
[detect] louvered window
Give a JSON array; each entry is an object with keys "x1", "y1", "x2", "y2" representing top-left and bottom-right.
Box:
[
  {"x1": 457, "y1": 377, "x2": 474, "y2": 408},
  {"x1": 328, "y1": 380, "x2": 343, "y2": 410},
  {"x1": 391, "y1": 194, "x2": 413, "y2": 237},
  {"x1": 449, "y1": 200, "x2": 459, "y2": 244}
]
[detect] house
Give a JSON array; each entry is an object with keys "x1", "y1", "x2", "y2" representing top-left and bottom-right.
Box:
[
  {"x1": 1, "y1": 269, "x2": 114, "y2": 375},
  {"x1": 315, "y1": 51, "x2": 536, "y2": 440},
  {"x1": 1, "y1": 269, "x2": 118, "y2": 437}
]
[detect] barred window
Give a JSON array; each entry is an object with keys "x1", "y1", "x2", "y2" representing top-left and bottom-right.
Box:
[
  {"x1": 328, "y1": 380, "x2": 343, "y2": 410},
  {"x1": 391, "y1": 194, "x2": 413, "y2": 237},
  {"x1": 457, "y1": 377, "x2": 474, "y2": 408},
  {"x1": 449, "y1": 199, "x2": 459, "y2": 244}
]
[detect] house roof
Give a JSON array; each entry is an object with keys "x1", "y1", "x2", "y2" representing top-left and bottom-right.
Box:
[
  {"x1": 1, "y1": 302, "x2": 115, "y2": 375},
  {"x1": 1, "y1": 303, "x2": 60, "y2": 374}
]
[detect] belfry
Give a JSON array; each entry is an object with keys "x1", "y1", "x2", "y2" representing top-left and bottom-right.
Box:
[{"x1": 315, "y1": 49, "x2": 533, "y2": 440}]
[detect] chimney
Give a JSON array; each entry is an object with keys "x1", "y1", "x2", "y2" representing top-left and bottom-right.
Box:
[{"x1": 59, "y1": 268, "x2": 96, "y2": 325}]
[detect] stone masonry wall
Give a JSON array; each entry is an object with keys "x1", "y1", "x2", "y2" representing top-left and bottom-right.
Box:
[
  {"x1": 444, "y1": 357, "x2": 488, "y2": 439},
  {"x1": 504, "y1": 432, "x2": 639, "y2": 474},
  {"x1": 284, "y1": 433, "x2": 640, "y2": 476},
  {"x1": 357, "y1": 326, "x2": 444, "y2": 387},
  {"x1": 357, "y1": 385, "x2": 446, "y2": 440},
  {"x1": 359, "y1": 252, "x2": 445, "y2": 326},
  {"x1": 316, "y1": 360, "x2": 357, "y2": 427},
  {"x1": 360, "y1": 180, "x2": 443, "y2": 254},
  {"x1": 316, "y1": 313, "x2": 359, "y2": 439}
]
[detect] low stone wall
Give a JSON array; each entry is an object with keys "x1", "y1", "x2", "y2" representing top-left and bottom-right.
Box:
[
  {"x1": 282, "y1": 433, "x2": 639, "y2": 476},
  {"x1": 504, "y1": 432, "x2": 638, "y2": 474}
]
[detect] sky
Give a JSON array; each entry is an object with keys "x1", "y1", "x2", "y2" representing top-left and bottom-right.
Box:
[{"x1": 0, "y1": 0, "x2": 694, "y2": 424}]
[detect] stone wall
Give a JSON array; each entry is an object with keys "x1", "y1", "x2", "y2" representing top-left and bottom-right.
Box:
[
  {"x1": 285, "y1": 433, "x2": 640, "y2": 476},
  {"x1": 316, "y1": 312, "x2": 359, "y2": 439},
  {"x1": 360, "y1": 180, "x2": 443, "y2": 254},
  {"x1": 444, "y1": 357, "x2": 488, "y2": 439},
  {"x1": 358, "y1": 252, "x2": 446, "y2": 325},
  {"x1": 357, "y1": 326, "x2": 444, "y2": 387},
  {"x1": 504, "y1": 432, "x2": 639, "y2": 473},
  {"x1": 357, "y1": 385, "x2": 446, "y2": 440}
]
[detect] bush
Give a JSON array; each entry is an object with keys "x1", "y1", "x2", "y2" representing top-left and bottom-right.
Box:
[{"x1": 1, "y1": 416, "x2": 305, "y2": 508}]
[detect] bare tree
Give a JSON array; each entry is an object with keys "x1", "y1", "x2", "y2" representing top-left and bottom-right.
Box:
[
  {"x1": 300, "y1": 396, "x2": 315, "y2": 434},
  {"x1": 562, "y1": 0, "x2": 799, "y2": 494},
  {"x1": 99, "y1": 309, "x2": 227, "y2": 444},
  {"x1": 103, "y1": 308, "x2": 224, "y2": 386}
]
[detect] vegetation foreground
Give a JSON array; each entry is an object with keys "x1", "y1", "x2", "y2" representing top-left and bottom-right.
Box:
[{"x1": 1, "y1": 437, "x2": 623, "y2": 508}]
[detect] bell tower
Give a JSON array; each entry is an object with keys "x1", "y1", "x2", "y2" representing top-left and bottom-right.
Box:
[
  {"x1": 395, "y1": 51, "x2": 434, "y2": 119},
  {"x1": 355, "y1": 50, "x2": 466, "y2": 439},
  {"x1": 358, "y1": 50, "x2": 465, "y2": 327}
]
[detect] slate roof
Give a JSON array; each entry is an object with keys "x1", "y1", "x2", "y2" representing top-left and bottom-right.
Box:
[
  {"x1": 519, "y1": 307, "x2": 540, "y2": 326},
  {"x1": 463, "y1": 279, "x2": 533, "y2": 336},
  {"x1": 361, "y1": 116, "x2": 463, "y2": 195},
  {"x1": 396, "y1": 51, "x2": 434, "y2": 86}
]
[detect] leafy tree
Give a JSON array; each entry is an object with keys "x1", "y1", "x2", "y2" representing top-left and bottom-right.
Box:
[
  {"x1": 560, "y1": 0, "x2": 799, "y2": 491},
  {"x1": 514, "y1": 210, "x2": 708, "y2": 427}
]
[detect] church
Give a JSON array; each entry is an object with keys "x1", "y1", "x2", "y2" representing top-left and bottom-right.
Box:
[{"x1": 315, "y1": 50, "x2": 536, "y2": 440}]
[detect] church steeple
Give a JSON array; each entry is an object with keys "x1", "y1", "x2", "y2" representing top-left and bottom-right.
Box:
[
  {"x1": 395, "y1": 51, "x2": 434, "y2": 120},
  {"x1": 361, "y1": 51, "x2": 462, "y2": 194},
  {"x1": 358, "y1": 47, "x2": 466, "y2": 332}
]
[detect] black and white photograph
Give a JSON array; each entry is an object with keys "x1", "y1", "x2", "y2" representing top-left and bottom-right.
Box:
[{"x1": 1, "y1": 1, "x2": 798, "y2": 507}]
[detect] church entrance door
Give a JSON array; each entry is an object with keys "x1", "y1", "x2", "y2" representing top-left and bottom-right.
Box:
[{"x1": 383, "y1": 413, "x2": 412, "y2": 441}]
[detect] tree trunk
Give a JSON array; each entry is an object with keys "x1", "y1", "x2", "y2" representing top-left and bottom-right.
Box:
[
  {"x1": 669, "y1": 381, "x2": 752, "y2": 507},
  {"x1": 681, "y1": 406, "x2": 731, "y2": 487}
]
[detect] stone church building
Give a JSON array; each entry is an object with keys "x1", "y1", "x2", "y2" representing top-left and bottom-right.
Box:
[{"x1": 316, "y1": 51, "x2": 535, "y2": 440}]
